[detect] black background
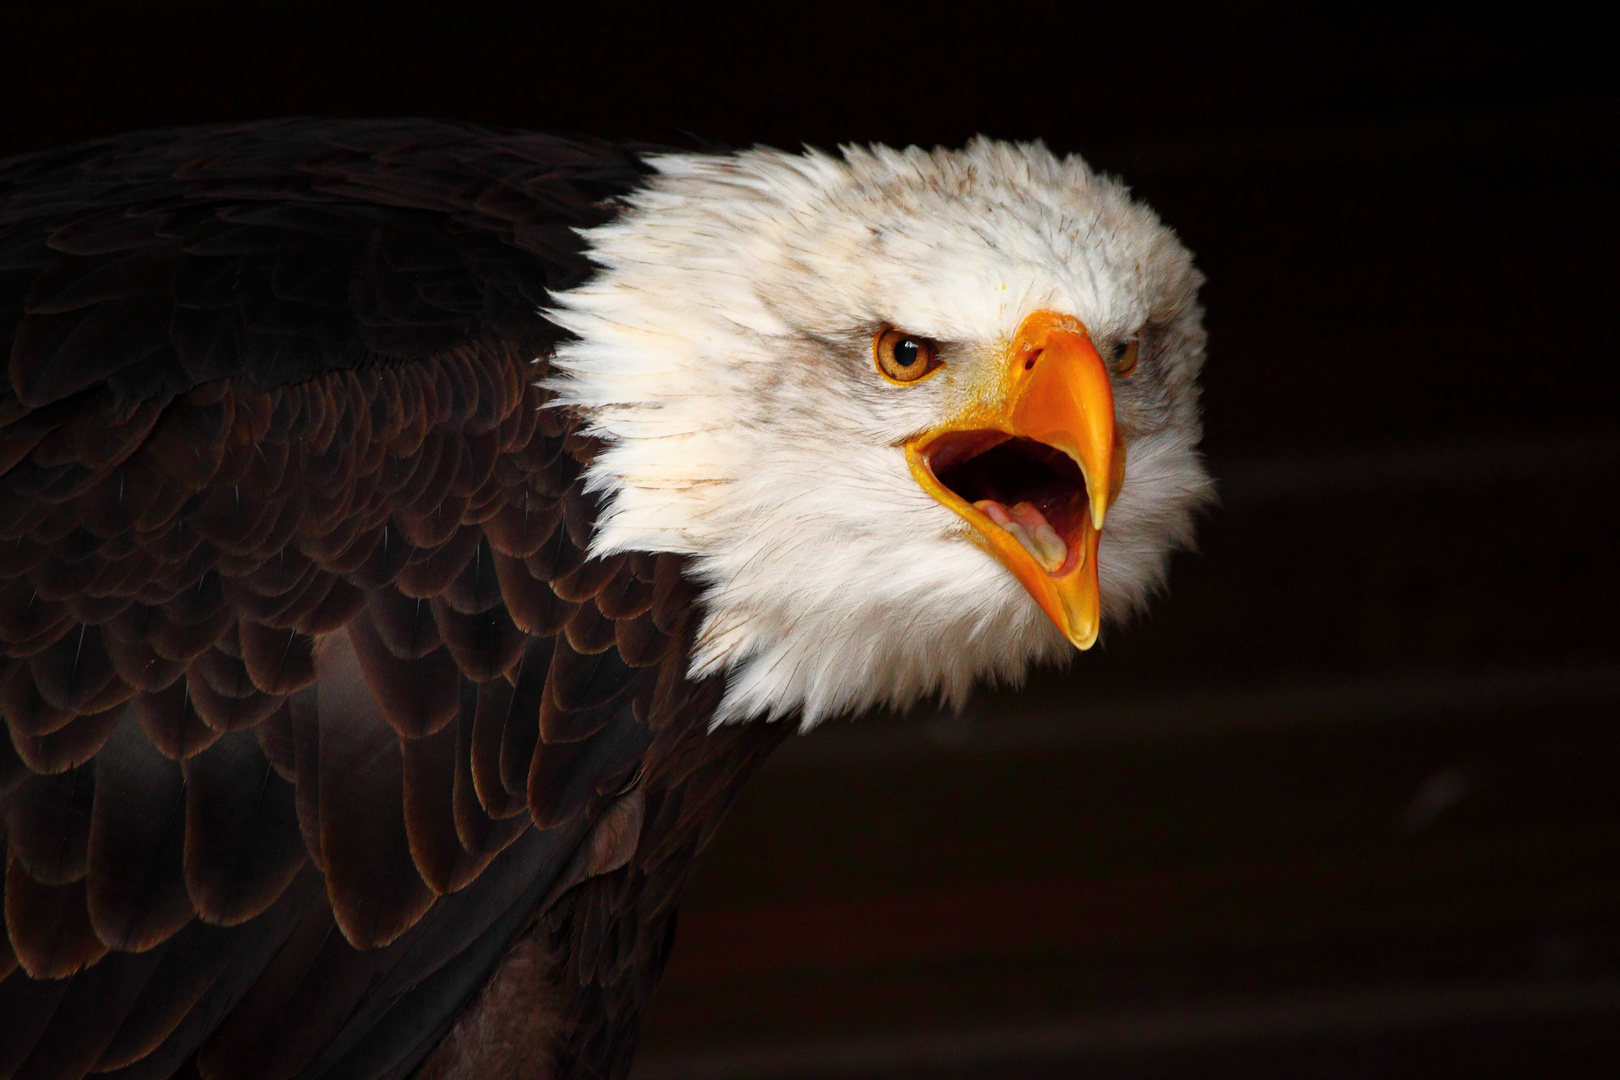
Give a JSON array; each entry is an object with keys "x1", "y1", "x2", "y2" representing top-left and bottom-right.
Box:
[
  {"x1": 1, "y1": 2, "x2": 1614, "y2": 155},
  {"x1": 5, "y1": 4, "x2": 1618, "y2": 1078}
]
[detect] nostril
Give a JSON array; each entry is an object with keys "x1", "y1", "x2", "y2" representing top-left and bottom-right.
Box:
[{"x1": 1024, "y1": 348, "x2": 1041, "y2": 371}]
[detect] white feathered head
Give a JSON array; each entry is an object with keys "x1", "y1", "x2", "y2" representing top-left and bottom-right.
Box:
[{"x1": 551, "y1": 137, "x2": 1211, "y2": 727}]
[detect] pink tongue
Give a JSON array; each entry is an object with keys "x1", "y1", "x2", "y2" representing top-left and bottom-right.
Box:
[
  {"x1": 972, "y1": 500, "x2": 1069, "y2": 573},
  {"x1": 1006, "y1": 502, "x2": 1051, "y2": 535}
]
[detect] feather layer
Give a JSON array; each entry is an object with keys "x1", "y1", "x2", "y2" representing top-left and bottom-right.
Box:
[{"x1": 0, "y1": 119, "x2": 790, "y2": 1080}]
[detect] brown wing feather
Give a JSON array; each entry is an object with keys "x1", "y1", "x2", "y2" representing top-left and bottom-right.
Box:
[
  {"x1": 6, "y1": 860, "x2": 107, "y2": 979},
  {"x1": 1, "y1": 120, "x2": 788, "y2": 1080},
  {"x1": 9, "y1": 943, "x2": 169, "y2": 1080},
  {"x1": 401, "y1": 711, "x2": 491, "y2": 895},
  {"x1": 5, "y1": 765, "x2": 93, "y2": 887},
  {"x1": 85, "y1": 712, "x2": 192, "y2": 954},
  {"x1": 315, "y1": 625, "x2": 437, "y2": 949},
  {"x1": 181, "y1": 729, "x2": 306, "y2": 928}
]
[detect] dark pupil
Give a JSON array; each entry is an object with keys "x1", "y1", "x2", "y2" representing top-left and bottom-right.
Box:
[{"x1": 894, "y1": 340, "x2": 919, "y2": 367}]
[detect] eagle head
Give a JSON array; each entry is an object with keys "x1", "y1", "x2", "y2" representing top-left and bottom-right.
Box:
[{"x1": 551, "y1": 138, "x2": 1210, "y2": 727}]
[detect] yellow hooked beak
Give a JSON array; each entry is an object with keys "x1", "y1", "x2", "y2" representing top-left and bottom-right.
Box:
[{"x1": 906, "y1": 310, "x2": 1124, "y2": 649}]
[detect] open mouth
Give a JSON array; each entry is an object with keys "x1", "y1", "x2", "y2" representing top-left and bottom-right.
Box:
[
  {"x1": 899, "y1": 309, "x2": 1118, "y2": 650},
  {"x1": 921, "y1": 431, "x2": 1091, "y2": 577}
]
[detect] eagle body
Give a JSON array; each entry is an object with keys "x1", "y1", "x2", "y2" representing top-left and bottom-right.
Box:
[{"x1": 0, "y1": 121, "x2": 1209, "y2": 1080}]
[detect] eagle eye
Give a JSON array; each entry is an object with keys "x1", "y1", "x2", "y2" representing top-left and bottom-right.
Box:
[
  {"x1": 1111, "y1": 338, "x2": 1140, "y2": 376},
  {"x1": 875, "y1": 328, "x2": 941, "y2": 384}
]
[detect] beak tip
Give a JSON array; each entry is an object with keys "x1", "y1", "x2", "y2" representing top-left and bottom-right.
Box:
[{"x1": 1067, "y1": 624, "x2": 1099, "y2": 651}]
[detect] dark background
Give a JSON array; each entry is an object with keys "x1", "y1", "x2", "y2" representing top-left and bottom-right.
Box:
[{"x1": 5, "y1": 4, "x2": 1617, "y2": 1077}]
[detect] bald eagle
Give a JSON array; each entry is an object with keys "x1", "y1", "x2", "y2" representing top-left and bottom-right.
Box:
[{"x1": 0, "y1": 121, "x2": 1208, "y2": 1080}]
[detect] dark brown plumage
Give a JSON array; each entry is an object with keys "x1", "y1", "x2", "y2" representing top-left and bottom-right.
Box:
[{"x1": 0, "y1": 120, "x2": 790, "y2": 1080}]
